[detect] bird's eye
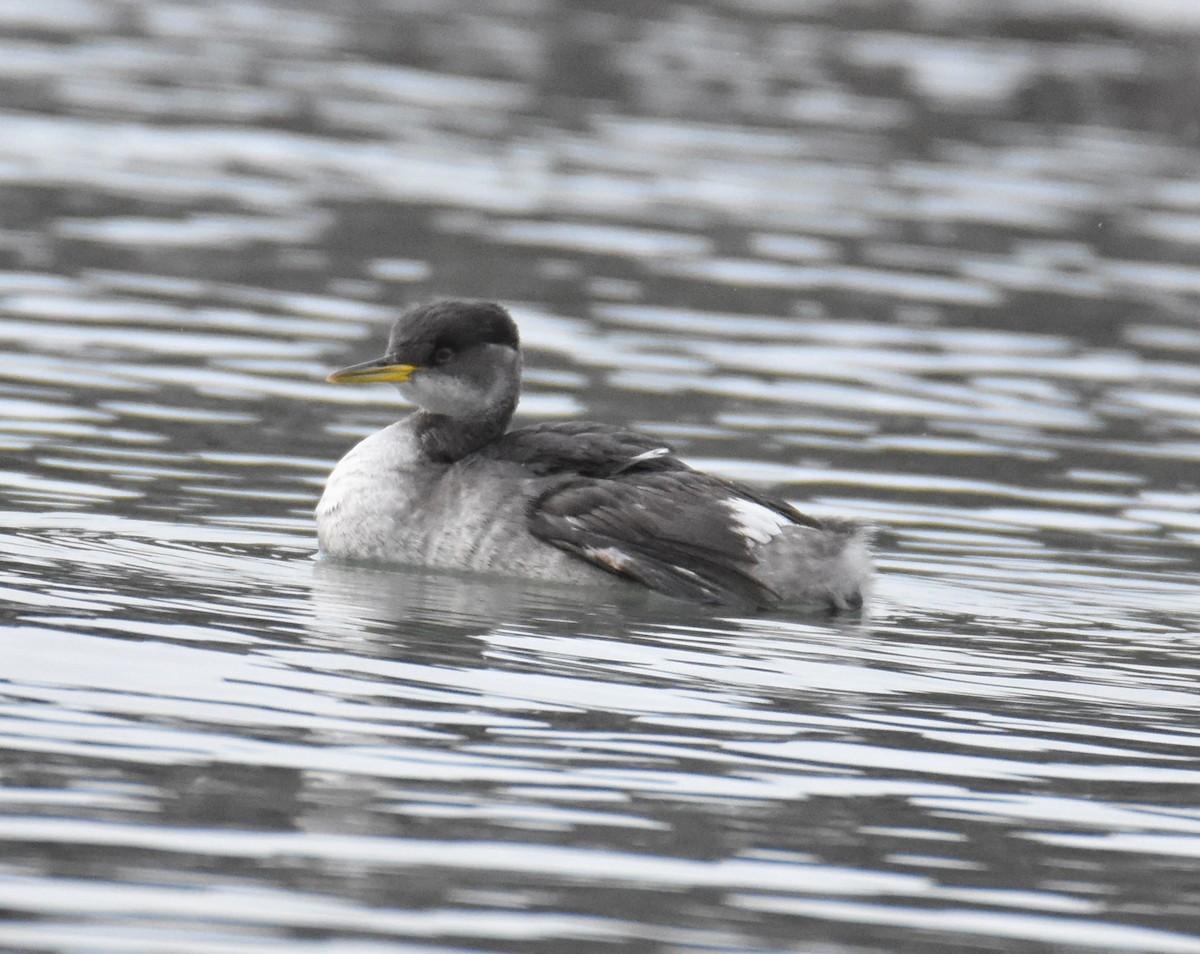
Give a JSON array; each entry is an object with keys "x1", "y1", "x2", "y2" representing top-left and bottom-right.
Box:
[{"x1": 431, "y1": 346, "x2": 455, "y2": 366}]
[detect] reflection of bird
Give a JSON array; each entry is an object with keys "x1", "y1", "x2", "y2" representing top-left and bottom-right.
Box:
[{"x1": 317, "y1": 300, "x2": 871, "y2": 611}]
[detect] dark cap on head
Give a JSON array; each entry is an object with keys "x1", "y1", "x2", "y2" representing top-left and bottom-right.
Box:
[{"x1": 388, "y1": 300, "x2": 519, "y2": 363}]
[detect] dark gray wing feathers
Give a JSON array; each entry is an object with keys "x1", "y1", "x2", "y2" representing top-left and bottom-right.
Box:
[
  {"x1": 487, "y1": 421, "x2": 682, "y2": 477},
  {"x1": 527, "y1": 472, "x2": 786, "y2": 608},
  {"x1": 489, "y1": 422, "x2": 822, "y2": 609}
]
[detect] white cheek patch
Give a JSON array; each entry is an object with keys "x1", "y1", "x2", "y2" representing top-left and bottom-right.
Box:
[
  {"x1": 401, "y1": 375, "x2": 479, "y2": 416},
  {"x1": 722, "y1": 497, "x2": 792, "y2": 545}
]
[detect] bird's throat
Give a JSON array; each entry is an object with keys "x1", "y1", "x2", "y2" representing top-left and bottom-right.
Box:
[{"x1": 415, "y1": 394, "x2": 517, "y2": 463}]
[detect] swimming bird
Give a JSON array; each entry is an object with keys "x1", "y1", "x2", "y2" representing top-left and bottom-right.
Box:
[{"x1": 317, "y1": 300, "x2": 871, "y2": 611}]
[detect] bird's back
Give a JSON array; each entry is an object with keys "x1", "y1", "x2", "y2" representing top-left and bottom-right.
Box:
[{"x1": 487, "y1": 422, "x2": 872, "y2": 610}]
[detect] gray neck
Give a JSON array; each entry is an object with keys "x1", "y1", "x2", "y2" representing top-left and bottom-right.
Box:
[{"x1": 414, "y1": 391, "x2": 517, "y2": 463}]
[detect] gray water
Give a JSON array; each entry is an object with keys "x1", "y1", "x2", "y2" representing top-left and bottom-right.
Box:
[{"x1": 2, "y1": 2, "x2": 1200, "y2": 952}]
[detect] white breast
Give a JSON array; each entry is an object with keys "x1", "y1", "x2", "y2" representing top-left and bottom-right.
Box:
[
  {"x1": 316, "y1": 422, "x2": 620, "y2": 584},
  {"x1": 316, "y1": 421, "x2": 429, "y2": 560}
]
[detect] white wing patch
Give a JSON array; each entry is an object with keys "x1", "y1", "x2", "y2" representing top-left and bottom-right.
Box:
[
  {"x1": 628, "y1": 447, "x2": 671, "y2": 464},
  {"x1": 585, "y1": 545, "x2": 633, "y2": 571},
  {"x1": 722, "y1": 497, "x2": 792, "y2": 546}
]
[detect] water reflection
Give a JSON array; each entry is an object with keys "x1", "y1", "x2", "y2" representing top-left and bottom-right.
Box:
[{"x1": 1, "y1": 0, "x2": 1200, "y2": 952}]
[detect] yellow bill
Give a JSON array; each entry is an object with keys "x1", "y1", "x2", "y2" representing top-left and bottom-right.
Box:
[{"x1": 326, "y1": 359, "x2": 422, "y2": 384}]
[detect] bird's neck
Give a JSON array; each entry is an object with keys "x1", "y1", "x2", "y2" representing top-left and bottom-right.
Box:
[{"x1": 414, "y1": 393, "x2": 517, "y2": 463}]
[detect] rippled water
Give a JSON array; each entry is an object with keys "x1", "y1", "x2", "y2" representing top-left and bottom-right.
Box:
[{"x1": 2, "y1": 1, "x2": 1200, "y2": 952}]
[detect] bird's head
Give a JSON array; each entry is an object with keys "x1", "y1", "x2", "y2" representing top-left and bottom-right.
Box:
[{"x1": 327, "y1": 300, "x2": 521, "y2": 419}]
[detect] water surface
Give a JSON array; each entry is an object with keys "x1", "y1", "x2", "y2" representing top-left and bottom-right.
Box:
[{"x1": 1, "y1": 2, "x2": 1199, "y2": 952}]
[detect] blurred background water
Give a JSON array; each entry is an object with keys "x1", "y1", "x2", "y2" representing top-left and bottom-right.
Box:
[{"x1": 2, "y1": 1, "x2": 1200, "y2": 952}]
